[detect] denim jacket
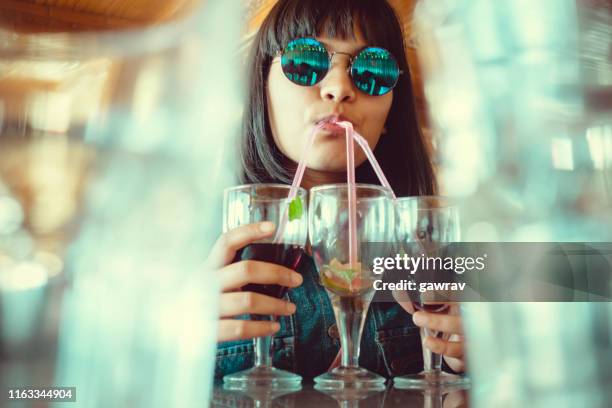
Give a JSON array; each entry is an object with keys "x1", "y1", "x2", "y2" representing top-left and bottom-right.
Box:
[{"x1": 215, "y1": 254, "x2": 424, "y2": 379}]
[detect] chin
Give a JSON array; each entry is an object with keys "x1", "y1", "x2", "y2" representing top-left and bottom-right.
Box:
[
  {"x1": 306, "y1": 161, "x2": 347, "y2": 173},
  {"x1": 306, "y1": 157, "x2": 369, "y2": 173}
]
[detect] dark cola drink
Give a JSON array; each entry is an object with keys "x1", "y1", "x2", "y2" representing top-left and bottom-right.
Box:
[
  {"x1": 233, "y1": 243, "x2": 305, "y2": 298},
  {"x1": 411, "y1": 302, "x2": 450, "y2": 314}
]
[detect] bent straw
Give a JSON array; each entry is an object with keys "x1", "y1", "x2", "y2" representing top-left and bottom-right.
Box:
[
  {"x1": 273, "y1": 122, "x2": 326, "y2": 243},
  {"x1": 350, "y1": 130, "x2": 397, "y2": 200},
  {"x1": 274, "y1": 119, "x2": 397, "y2": 253}
]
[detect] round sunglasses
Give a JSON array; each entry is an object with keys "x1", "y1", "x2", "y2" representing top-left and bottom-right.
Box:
[{"x1": 276, "y1": 37, "x2": 402, "y2": 96}]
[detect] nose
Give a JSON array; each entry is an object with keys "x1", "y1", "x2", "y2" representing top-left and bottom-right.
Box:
[{"x1": 319, "y1": 56, "x2": 356, "y2": 103}]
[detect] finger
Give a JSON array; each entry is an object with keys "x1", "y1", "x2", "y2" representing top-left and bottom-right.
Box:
[
  {"x1": 219, "y1": 292, "x2": 297, "y2": 317},
  {"x1": 218, "y1": 319, "x2": 280, "y2": 342},
  {"x1": 413, "y1": 311, "x2": 464, "y2": 335},
  {"x1": 209, "y1": 222, "x2": 276, "y2": 267},
  {"x1": 443, "y1": 389, "x2": 468, "y2": 408},
  {"x1": 395, "y1": 300, "x2": 416, "y2": 314},
  {"x1": 392, "y1": 290, "x2": 416, "y2": 314},
  {"x1": 443, "y1": 355, "x2": 466, "y2": 374},
  {"x1": 219, "y1": 260, "x2": 303, "y2": 292},
  {"x1": 423, "y1": 336, "x2": 464, "y2": 360}
]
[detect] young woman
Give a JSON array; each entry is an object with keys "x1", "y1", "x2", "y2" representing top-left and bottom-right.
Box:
[{"x1": 211, "y1": 0, "x2": 466, "y2": 378}]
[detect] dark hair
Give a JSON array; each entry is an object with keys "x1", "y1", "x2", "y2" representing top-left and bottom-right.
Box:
[{"x1": 240, "y1": 0, "x2": 435, "y2": 196}]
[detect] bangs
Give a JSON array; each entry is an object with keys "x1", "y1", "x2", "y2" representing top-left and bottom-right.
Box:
[{"x1": 259, "y1": 0, "x2": 405, "y2": 57}]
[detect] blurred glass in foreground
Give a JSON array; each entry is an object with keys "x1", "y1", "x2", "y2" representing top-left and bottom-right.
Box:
[
  {"x1": 0, "y1": 0, "x2": 241, "y2": 406},
  {"x1": 414, "y1": 0, "x2": 611, "y2": 407}
]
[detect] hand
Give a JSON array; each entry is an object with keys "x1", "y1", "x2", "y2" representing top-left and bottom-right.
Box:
[
  {"x1": 208, "y1": 221, "x2": 303, "y2": 342},
  {"x1": 412, "y1": 304, "x2": 465, "y2": 373},
  {"x1": 443, "y1": 389, "x2": 468, "y2": 408}
]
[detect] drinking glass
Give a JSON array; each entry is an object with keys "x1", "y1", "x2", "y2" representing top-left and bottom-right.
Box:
[
  {"x1": 213, "y1": 385, "x2": 301, "y2": 408},
  {"x1": 1, "y1": 2, "x2": 240, "y2": 405},
  {"x1": 223, "y1": 184, "x2": 307, "y2": 390},
  {"x1": 393, "y1": 196, "x2": 470, "y2": 389},
  {"x1": 309, "y1": 184, "x2": 395, "y2": 390}
]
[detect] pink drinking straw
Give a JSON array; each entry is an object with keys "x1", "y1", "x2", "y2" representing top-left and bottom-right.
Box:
[
  {"x1": 273, "y1": 122, "x2": 326, "y2": 243},
  {"x1": 350, "y1": 130, "x2": 397, "y2": 200},
  {"x1": 338, "y1": 121, "x2": 359, "y2": 270},
  {"x1": 274, "y1": 119, "x2": 396, "y2": 254}
]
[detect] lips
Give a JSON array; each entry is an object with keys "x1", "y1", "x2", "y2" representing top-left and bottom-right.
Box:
[
  {"x1": 312, "y1": 114, "x2": 356, "y2": 139},
  {"x1": 320, "y1": 122, "x2": 346, "y2": 132},
  {"x1": 315, "y1": 114, "x2": 354, "y2": 126}
]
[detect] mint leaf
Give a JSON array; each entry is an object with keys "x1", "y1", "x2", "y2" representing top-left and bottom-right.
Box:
[
  {"x1": 288, "y1": 197, "x2": 303, "y2": 221},
  {"x1": 338, "y1": 269, "x2": 356, "y2": 283},
  {"x1": 329, "y1": 263, "x2": 357, "y2": 283}
]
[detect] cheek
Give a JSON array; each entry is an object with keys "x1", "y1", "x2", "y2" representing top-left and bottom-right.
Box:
[
  {"x1": 359, "y1": 94, "x2": 393, "y2": 150},
  {"x1": 266, "y1": 66, "x2": 313, "y2": 163}
]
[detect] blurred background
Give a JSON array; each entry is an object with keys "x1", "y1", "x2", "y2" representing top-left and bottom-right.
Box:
[
  {"x1": 1, "y1": 0, "x2": 611, "y2": 407},
  {"x1": 1, "y1": 0, "x2": 241, "y2": 406},
  {"x1": 409, "y1": 1, "x2": 611, "y2": 407}
]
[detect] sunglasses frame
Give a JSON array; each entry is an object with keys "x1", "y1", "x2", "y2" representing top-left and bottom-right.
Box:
[{"x1": 274, "y1": 37, "x2": 403, "y2": 96}]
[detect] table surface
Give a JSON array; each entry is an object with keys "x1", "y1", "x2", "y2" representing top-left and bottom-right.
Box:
[
  {"x1": 210, "y1": 382, "x2": 470, "y2": 408},
  {"x1": 1, "y1": 350, "x2": 469, "y2": 407}
]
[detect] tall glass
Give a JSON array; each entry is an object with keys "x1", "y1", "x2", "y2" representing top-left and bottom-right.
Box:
[
  {"x1": 222, "y1": 184, "x2": 307, "y2": 390},
  {"x1": 393, "y1": 196, "x2": 470, "y2": 389},
  {"x1": 1, "y1": 2, "x2": 240, "y2": 405},
  {"x1": 309, "y1": 184, "x2": 394, "y2": 390}
]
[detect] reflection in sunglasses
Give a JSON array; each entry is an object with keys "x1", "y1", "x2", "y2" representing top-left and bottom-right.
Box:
[{"x1": 280, "y1": 37, "x2": 401, "y2": 96}]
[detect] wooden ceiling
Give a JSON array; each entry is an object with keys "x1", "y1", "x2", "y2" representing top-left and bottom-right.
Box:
[
  {"x1": 247, "y1": 0, "x2": 416, "y2": 36},
  {"x1": 0, "y1": 0, "x2": 417, "y2": 37},
  {"x1": 0, "y1": 0, "x2": 201, "y2": 32},
  {"x1": 0, "y1": 0, "x2": 429, "y2": 128}
]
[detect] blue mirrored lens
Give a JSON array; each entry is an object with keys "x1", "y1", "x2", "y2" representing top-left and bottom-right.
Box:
[
  {"x1": 351, "y1": 47, "x2": 400, "y2": 96},
  {"x1": 281, "y1": 38, "x2": 329, "y2": 86}
]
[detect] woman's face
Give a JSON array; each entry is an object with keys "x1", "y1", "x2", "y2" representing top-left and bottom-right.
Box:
[{"x1": 266, "y1": 31, "x2": 393, "y2": 173}]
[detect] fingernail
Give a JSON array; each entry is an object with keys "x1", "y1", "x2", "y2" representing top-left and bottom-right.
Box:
[
  {"x1": 271, "y1": 322, "x2": 280, "y2": 332},
  {"x1": 286, "y1": 303, "x2": 296, "y2": 313},
  {"x1": 260, "y1": 222, "x2": 275, "y2": 233},
  {"x1": 413, "y1": 312, "x2": 427, "y2": 326},
  {"x1": 291, "y1": 273, "x2": 303, "y2": 285}
]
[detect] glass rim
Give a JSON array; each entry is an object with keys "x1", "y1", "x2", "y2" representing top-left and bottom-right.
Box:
[
  {"x1": 224, "y1": 183, "x2": 307, "y2": 198},
  {"x1": 309, "y1": 183, "x2": 393, "y2": 197},
  {"x1": 394, "y1": 195, "x2": 456, "y2": 207}
]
